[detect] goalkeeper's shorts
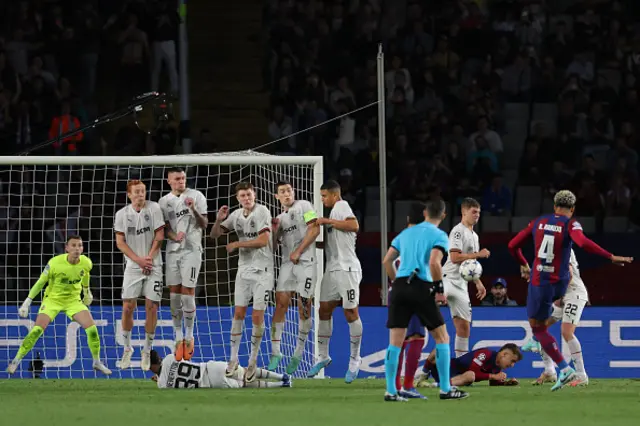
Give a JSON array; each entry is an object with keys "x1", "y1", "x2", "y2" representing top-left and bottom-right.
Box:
[{"x1": 39, "y1": 297, "x2": 88, "y2": 321}]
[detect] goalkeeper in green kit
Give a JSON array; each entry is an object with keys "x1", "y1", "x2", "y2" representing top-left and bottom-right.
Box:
[{"x1": 7, "y1": 235, "x2": 111, "y2": 375}]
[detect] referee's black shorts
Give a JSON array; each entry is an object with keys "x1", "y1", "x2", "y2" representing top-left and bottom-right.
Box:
[{"x1": 386, "y1": 276, "x2": 445, "y2": 331}]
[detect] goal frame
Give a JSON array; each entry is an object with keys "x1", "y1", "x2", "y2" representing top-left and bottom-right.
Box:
[{"x1": 0, "y1": 153, "x2": 325, "y2": 377}]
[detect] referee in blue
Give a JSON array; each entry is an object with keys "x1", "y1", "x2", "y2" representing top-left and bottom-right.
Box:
[{"x1": 382, "y1": 199, "x2": 469, "y2": 402}]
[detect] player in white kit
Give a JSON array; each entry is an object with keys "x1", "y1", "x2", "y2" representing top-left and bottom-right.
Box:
[
  {"x1": 158, "y1": 167, "x2": 208, "y2": 362},
  {"x1": 114, "y1": 180, "x2": 165, "y2": 371},
  {"x1": 529, "y1": 249, "x2": 590, "y2": 386},
  {"x1": 150, "y1": 351, "x2": 291, "y2": 389},
  {"x1": 441, "y1": 198, "x2": 489, "y2": 357},
  {"x1": 210, "y1": 182, "x2": 274, "y2": 382},
  {"x1": 268, "y1": 181, "x2": 320, "y2": 374},
  {"x1": 307, "y1": 180, "x2": 363, "y2": 383}
]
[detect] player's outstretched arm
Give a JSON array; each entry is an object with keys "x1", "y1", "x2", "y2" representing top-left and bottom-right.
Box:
[
  {"x1": 507, "y1": 221, "x2": 534, "y2": 266},
  {"x1": 19, "y1": 266, "x2": 51, "y2": 317},
  {"x1": 382, "y1": 247, "x2": 400, "y2": 282},
  {"x1": 318, "y1": 216, "x2": 359, "y2": 232},
  {"x1": 568, "y1": 221, "x2": 633, "y2": 264}
]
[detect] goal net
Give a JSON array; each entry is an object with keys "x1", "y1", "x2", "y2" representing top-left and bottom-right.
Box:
[{"x1": 0, "y1": 152, "x2": 324, "y2": 379}]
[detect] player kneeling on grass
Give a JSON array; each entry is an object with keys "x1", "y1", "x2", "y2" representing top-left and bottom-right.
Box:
[
  {"x1": 7, "y1": 235, "x2": 111, "y2": 376},
  {"x1": 420, "y1": 343, "x2": 522, "y2": 387},
  {"x1": 150, "y1": 351, "x2": 292, "y2": 389}
]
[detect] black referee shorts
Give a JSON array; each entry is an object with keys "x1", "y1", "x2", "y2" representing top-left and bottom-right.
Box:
[{"x1": 386, "y1": 276, "x2": 445, "y2": 331}]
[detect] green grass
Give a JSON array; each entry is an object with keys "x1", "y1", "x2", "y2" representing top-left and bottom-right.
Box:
[{"x1": 1, "y1": 379, "x2": 639, "y2": 426}]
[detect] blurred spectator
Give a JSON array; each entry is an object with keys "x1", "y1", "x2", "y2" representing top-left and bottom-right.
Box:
[
  {"x1": 49, "y1": 101, "x2": 83, "y2": 154},
  {"x1": 150, "y1": 0, "x2": 179, "y2": 95},
  {"x1": 482, "y1": 174, "x2": 511, "y2": 216},
  {"x1": 481, "y1": 278, "x2": 518, "y2": 306}
]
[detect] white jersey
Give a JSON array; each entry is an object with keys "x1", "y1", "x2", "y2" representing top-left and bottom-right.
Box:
[
  {"x1": 567, "y1": 249, "x2": 589, "y2": 301},
  {"x1": 158, "y1": 188, "x2": 208, "y2": 253},
  {"x1": 325, "y1": 200, "x2": 361, "y2": 272},
  {"x1": 157, "y1": 354, "x2": 239, "y2": 389},
  {"x1": 221, "y1": 204, "x2": 273, "y2": 271},
  {"x1": 277, "y1": 200, "x2": 318, "y2": 262},
  {"x1": 114, "y1": 202, "x2": 164, "y2": 271},
  {"x1": 442, "y1": 222, "x2": 480, "y2": 287}
]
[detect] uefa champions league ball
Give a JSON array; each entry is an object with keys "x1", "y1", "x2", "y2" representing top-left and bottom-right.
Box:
[{"x1": 460, "y1": 259, "x2": 483, "y2": 282}]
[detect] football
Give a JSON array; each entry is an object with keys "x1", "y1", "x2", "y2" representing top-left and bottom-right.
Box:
[{"x1": 460, "y1": 259, "x2": 483, "y2": 282}]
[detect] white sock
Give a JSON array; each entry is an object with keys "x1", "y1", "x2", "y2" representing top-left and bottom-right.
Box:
[
  {"x1": 271, "y1": 322, "x2": 284, "y2": 356},
  {"x1": 255, "y1": 368, "x2": 283, "y2": 380},
  {"x1": 318, "y1": 319, "x2": 332, "y2": 360},
  {"x1": 230, "y1": 319, "x2": 243, "y2": 362},
  {"x1": 144, "y1": 333, "x2": 155, "y2": 352},
  {"x1": 294, "y1": 318, "x2": 312, "y2": 358},
  {"x1": 181, "y1": 294, "x2": 196, "y2": 340},
  {"x1": 122, "y1": 330, "x2": 132, "y2": 349},
  {"x1": 348, "y1": 318, "x2": 363, "y2": 361},
  {"x1": 249, "y1": 322, "x2": 265, "y2": 364},
  {"x1": 455, "y1": 336, "x2": 469, "y2": 357},
  {"x1": 567, "y1": 337, "x2": 585, "y2": 375},
  {"x1": 170, "y1": 292, "x2": 183, "y2": 341},
  {"x1": 541, "y1": 348, "x2": 555, "y2": 374}
]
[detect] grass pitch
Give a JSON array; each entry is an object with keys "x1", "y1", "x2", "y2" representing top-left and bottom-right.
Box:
[{"x1": 1, "y1": 379, "x2": 639, "y2": 426}]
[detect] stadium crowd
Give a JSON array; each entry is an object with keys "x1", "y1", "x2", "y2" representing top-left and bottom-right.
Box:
[{"x1": 264, "y1": 0, "x2": 640, "y2": 230}]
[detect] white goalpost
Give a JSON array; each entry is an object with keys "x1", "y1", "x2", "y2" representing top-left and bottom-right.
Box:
[{"x1": 0, "y1": 152, "x2": 324, "y2": 379}]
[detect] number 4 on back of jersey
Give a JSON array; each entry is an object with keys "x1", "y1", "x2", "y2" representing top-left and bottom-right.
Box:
[{"x1": 537, "y1": 234, "x2": 555, "y2": 263}]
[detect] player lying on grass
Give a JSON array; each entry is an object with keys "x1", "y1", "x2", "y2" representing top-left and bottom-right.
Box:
[
  {"x1": 149, "y1": 351, "x2": 292, "y2": 389},
  {"x1": 525, "y1": 249, "x2": 590, "y2": 387},
  {"x1": 7, "y1": 235, "x2": 111, "y2": 375},
  {"x1": 419, "y1": 343, "x2": 522, "y2": 387}
]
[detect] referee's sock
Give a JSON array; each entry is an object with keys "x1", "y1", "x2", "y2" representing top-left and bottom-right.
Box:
[
  {"x1": 435, "y1": 343, "x2": 451, "y2": 393},
  {"x1": 384, "y1": 345, "x2": 402, "y2": 395}
]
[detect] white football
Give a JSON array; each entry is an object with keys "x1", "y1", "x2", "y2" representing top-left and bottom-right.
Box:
[{"x1": 460, "y1": 259, "x2": 483, "y2": 282}]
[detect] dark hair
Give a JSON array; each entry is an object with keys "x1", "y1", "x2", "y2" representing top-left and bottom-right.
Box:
[
  {"x1": 499, "y1": 343, "x2": 523, "y2": 361},
  {"x1": 235, "y1": 182, "x2": 254, "y2": 193},
  {"x1": 408, "y1": 202, "x2": 426, "y2": 225},
  {"x1": 425, "y1": 198, "x2": 446, "y2": 219},
  {"x1": 167, "y1": 167, "x2": 184, "y2": 175},
  {"x1": 320, "y1": 180, "x2": 341, "y2": 192},
  {"x1": 66, "y1": 235, "x2": 82, "y2": 244},
  {"x1": 150, "y1": 349, "x2": 162, "y2": 366},
  {"x1": 461, "y1": 197, "x2": 480, "y2": 210},
  {"x1": 275, "y1": 180, "x2": 292, "y2": 192}
]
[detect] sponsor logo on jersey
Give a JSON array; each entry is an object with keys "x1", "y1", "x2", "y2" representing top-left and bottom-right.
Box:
[
  {"x1": 290, "y1": 211, "x2": 295, "y2": 220},
  {"x1": 237, "y1": 230, "x2": 258, "y2": 239},
  {"x1": 136, "y1": 226, "x2": 151, "y2": 235},
  {"x1": 175, "y1": 208, "x2": 190, "y2": 218},
  {"x1": 144, "y1": 214, "x2": 150, "y2": 222},
  {"x1": 283, "y1": 225, "x2": 298, "y2": 233},
  {"x1": 536, "y1": 264, "x2": 555, "y2": 273},
  {"x1": 250, "y1": 220, "x2": 255, "y2": 228}
]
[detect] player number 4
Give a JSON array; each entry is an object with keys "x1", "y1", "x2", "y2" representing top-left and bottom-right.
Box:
[{"x1": 537, "y1": 234, "x2": 555, "y2": 263}]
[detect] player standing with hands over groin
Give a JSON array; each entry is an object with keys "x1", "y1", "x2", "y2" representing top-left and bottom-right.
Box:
[{"x1": 382, "y1": 200, "x2": 469, "y2": 402}]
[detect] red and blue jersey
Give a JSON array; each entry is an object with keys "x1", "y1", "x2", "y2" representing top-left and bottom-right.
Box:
[
  {"x1": 508, "y1": 214, "x2": 612, "y2": 286},
  {"x1": 452, "y1": 348, "x2": 501, "y2": 382}
]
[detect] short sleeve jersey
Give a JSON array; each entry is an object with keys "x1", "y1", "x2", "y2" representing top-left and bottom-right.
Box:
[
  {"x1": 36, "y1": 254, "x2": 92, "y2": 302},
  {"x1": 220, "y1": 204, "x2": 273, "y2": 271},
  {"x1": 157, "y1": 354, "x2": 207, "y2": 389},
  {"x1": 568, "y1": 249, "x2": 589, "y2": 300},
  {"x1": 159, "y1": 188, "x2": 208, "y2": 253},
  {"x1": 114, "y1": 202, "x2": 165, "y2": 271},
  {"x1": 391, "y1": 222, "x2": 449, "y2": 282},
  {"x1": 276, "y1": 200, "x2": 318, "y2": 263},
  {"x1": 325, "y1": 200, "x2": 361, "y2": 272},
  {"x1": 442, "y1": 222, "x2": 480, "y2": 284}
]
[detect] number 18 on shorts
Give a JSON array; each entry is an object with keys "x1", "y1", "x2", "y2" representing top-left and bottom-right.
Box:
[{"x1": 319, "y1": 270, "x2": 362, "y2": 309}]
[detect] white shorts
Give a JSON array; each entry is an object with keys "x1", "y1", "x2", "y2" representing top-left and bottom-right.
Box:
[
  {"x1": 235, "y1": 268, "x2": 274, "y2": 310},
  {"x1": 205, "y1": 362, "x2": 242, "y2": 389},
  {"x1": 319, "y1": 269, "x2": 362, "y2": 309},
  {"x1": 552, "y1": 293, "x2": 588, "y2": 325},
  {"x1": 166, "y1": 250, "x2": 202, "y2": 288},
  {"x1": 122, "y1": 269, "x2": 163, "y2": 302},
  {"x1": 276, "y1": 260, "x2": 317, "y2": 299},
  {"x1": 444, "y1": 277, "x2": 472, "y2": 322}
]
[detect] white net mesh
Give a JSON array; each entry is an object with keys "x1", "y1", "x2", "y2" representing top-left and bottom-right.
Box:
[{"x1": 0, "y1": 152, "x2": 323, "y2": 379}]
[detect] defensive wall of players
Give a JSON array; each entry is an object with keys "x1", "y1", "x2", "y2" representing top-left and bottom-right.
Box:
[{"x1": 1, "y1": 306, "x2": 638, "y2": 379}]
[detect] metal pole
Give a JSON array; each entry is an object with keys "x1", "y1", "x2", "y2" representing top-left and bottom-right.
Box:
[
  {"x1": 377, "y1": 43, "x2": 389, "y2": 306},
  {"x1": 178, "y1": 0, "x2": 192, "y2": 154}
]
